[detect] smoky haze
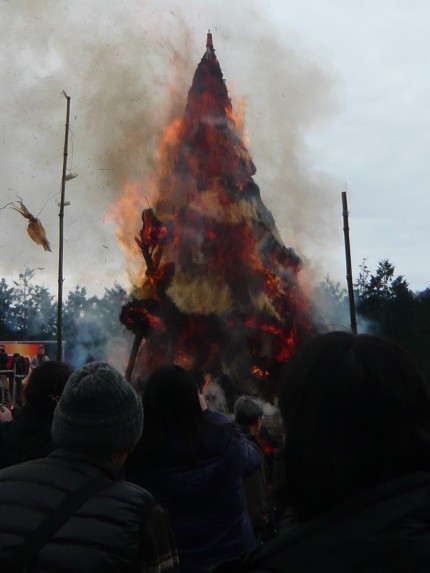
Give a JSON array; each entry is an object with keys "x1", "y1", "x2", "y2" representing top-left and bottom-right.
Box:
[{"x1": 0, "y1": 0, "x2": 339, "y2": 298}]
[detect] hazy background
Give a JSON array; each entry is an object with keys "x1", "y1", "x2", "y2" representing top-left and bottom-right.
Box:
[{"x1": 1, "y1": 0, "x2": 429, "y2": 297}]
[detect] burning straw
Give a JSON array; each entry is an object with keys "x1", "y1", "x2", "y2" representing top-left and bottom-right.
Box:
[{"x1": 120, "y1": 32, "x2": 315, "y2": 399}]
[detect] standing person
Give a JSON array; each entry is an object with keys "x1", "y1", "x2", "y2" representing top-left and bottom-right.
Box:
[
  {"x1": 0, "y1": 361, "x2": 179, "y2": 573},
  {"x1": 10, "y1": 352, "x2": 28, "y2": 404},
  {"x1": 234, "y1": 396, "x2": 276, "y2": 541},
  {"x1": 0, "y1": 345, "x2": 9, "y2": 403},
  {"x1": 0, "y1": 345, "x2": 8, "y2": 371},
  {"x1": 126, "y1": 364, "x2": 260, "y2": 573},
  {"x1": 0, "y1": 361, "x2": 73, "y2": 468},
  {"x1": 212, "y1": 332, "x2": 430, "y2": 572},
  {"x1": 30, "y1": 344, "x2": 50, "y2": 370}
]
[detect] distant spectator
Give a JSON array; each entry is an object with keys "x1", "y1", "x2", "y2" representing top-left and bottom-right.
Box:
[
  {"x1": 30, "y1": 344, "x2": 50, "y2": 370},
  {"x1": 0, "y1": 345, "x2": 10, "y2": 404},
  {"x1": 12, "y1": 353, "x2": 28, "y2": 377},
  {"x1": 0, "y1": 345, "x2": 8, "y2": 371},
  {"x1": 126, "y1": 364, "x2": 260, "y2": 573},
  {"x1": 0, "y1": 361, "x2": 178, "y2": 572},
  {"x1": 10, "y1": 353, "x2": 28, "y2": 402},
  {"x1": 234, "y1": 396, "x2": 276, "y2": 541},
  {"x1": 0, "y1": 360, "x2": 73, "y2": 468}
]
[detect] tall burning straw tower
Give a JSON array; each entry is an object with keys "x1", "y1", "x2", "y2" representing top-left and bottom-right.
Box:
[{"x1": 121, "y1": 32, "x2": 314, "y2": 399}]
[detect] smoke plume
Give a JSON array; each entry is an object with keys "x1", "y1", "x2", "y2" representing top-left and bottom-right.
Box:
[{"x1": 0, "y1": 0, "x2": 339, "y2": 307}]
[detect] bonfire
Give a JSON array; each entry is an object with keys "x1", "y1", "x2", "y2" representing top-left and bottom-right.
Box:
[{"x1": 121, "y1": 32, "x2": 314, "y2": 399}]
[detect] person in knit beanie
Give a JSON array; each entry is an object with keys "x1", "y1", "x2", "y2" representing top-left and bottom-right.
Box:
[
  {"x1": 52, "y1": 361, "x2": 143, "y2": 455},
  {"x1": 0, "y1": 361, "x2": 179, "y2": 573}
]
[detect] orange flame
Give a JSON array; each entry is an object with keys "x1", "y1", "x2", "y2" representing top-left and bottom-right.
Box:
[{"x1": 117, "y1": 34, "x2": 314, "y2": 394}]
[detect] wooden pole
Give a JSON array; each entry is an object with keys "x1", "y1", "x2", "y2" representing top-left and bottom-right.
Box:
[
  {"x1": 125, "y1": 333, "x2": 143, "y2": 382},
  {"x1": 342, "y1": 190, "x2": 358, "y2": 334},
  {"x1": 56, "y1": 92, "x2": 71, "y2": 360}
]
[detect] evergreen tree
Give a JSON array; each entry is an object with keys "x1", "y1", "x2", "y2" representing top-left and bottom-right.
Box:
[
  {"x1": 97, "y1": 284, "x2": 128, "y2": 333},
  {"x1": 313, "y1": 275, "x2": 350, "y2": 332},
  {"x1": 62, "y1": 283, "x2": 128, "y2": 368},
  {"x1": 355, "y1": 259, "x2": 412, "y2": 334},
  {"x1": 0, "y1": 278, "x2": 16, "y2": 339},
  {"x1": 355, "y1": 258, "x2": 428, "y2": 384},
  {"x1": 9, "y1": 268, "x2": 56, "y2": 340}
]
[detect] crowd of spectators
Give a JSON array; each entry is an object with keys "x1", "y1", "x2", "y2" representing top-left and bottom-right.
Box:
[
  {"x1": 0, "y1": 331, "x2": 429, "y2": 572},
  {"x1": 0, "y1": 343, "x2": 47, "y2": 405}
]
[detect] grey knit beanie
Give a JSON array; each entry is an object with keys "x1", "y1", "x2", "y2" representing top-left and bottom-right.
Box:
[{"x1": 52, "y1": 361, "x2": 143, "y2": 454}]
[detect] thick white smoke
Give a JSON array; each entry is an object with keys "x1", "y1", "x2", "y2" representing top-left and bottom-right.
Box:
[{"x1": 0, "y1": 0, "x2": 340, "y2": 303}]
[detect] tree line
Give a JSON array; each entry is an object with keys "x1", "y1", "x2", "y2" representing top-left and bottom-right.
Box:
[
  {"x1": 0, "y1": 262, "x2": 429, "y2": 382},
  {"x1": 0, "y1": 268, "x2": 130, "y2": 367},
  {"x1": 316, "y1": 259, "x2": 430, "y2": 385}
]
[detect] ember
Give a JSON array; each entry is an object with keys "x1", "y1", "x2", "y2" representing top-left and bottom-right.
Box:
[{"x1": 120, "y1": 32, "x2": 314, "y2": 399}]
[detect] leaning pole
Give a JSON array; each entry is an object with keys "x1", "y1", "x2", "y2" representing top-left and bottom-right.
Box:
[
  {"x1": 56, "y1": 91, "x2": 71, "y2": 361},
  {"x1": 342, "y1": 190, "x2": 357, "y2": 334}
]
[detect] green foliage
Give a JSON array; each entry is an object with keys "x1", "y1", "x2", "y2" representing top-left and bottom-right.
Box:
[
  {"x1": 355, "y1": 259, "x2": 412, "y2": 334},
  {"x1": 355, "y1": 259, "x2": 411, "y2": 307},
  {"x1": 1, "y1": 263, "x2": 429, "y2": 381},
  {"x1": 312, "y1": 275, "x2": 350, "y2": 332},
  {"x1": 404, "y1": 289, "x2": 430, "y2": 384},
  {"x1": 0, "y1": 270, "x2": 128, "y2": 369},
  {"x1": 0, "y1": 278, "x2": 16, "y2": 340},
  {"x1": 96, "y1": 284, "x2": 128, "y2": 332},
  {"x1": 63, "y1": 286, "x2": 90, "y2": 340},
  {"x1": 1, "y1": 268, "x2": 56, "y2": 340},
  {"x1": 62, "y1": 283, "x2": 128, "y2": 366},
  {"x1": 319, "y1": 275, "x2": 348, "y2": 303},
  {"x1": 355, "y1": 259, "x2": 429, "y2": 384}
]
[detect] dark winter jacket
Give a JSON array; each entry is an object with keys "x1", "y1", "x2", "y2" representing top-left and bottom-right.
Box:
[
  {"x1": 211, "y1": 471, "x2": 430, "y2": 573},
  {"x1": 0, "y1": 350, "x2": 9, "y2": 371},
  {"x1": 0, "y1": 449, "x2": 179, "y2": 573},
  {"x1": 240, "y1": 432, "x2": 276, "y2": 542},
  {"x1": 126, "y1": 409, "x2": 260, "y2": 573},
  {"x1": 0, "y1": 405, "x2": 55, "y2": 468}
]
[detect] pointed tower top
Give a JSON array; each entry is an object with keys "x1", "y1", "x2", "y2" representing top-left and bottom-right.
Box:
[
  {"x1": 205, "y1": 30, "x2": 215, "y2": 59},
  {"x1": 186, "y1": 28, "x2": 229, "y2": 121}
]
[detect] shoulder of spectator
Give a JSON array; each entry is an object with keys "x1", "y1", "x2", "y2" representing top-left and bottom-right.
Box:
[{"x1": 204, "y1": 408, "x2": 231, "y2": 424}]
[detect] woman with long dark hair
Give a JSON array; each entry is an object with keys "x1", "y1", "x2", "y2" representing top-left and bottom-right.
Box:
[
  {"x1": 212, "y1": 332, "x2": 430, "y2": 572},
  {"x1": 0, "y1": 360, "x2": 73, "y2": 468},
  {"x1": 125, "y1": 364, "x2": 260, "y2": 573}
]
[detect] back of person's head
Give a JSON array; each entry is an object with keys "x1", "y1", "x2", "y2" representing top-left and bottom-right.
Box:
[
  {"x1": 143, "y1": 364, "x2": 202, "y2": 425},
  {"x1": 279, "y1": 331, "x2": 430, "y2": 521},
  {"x1": 24, "y1": 361, "x2": 73, "y2": 416},
  {"x1": 139, "y1": 364, "x2": 214, "y2": 464},
  {"x1": 234, "y1": 395, "x2": 264, "y2": 429},
  {"x1": 52, "y1": 361, "x2": 143, "y2": 455}
]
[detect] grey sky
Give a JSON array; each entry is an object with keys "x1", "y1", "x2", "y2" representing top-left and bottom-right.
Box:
[{"x1": 1, "y1": 0, "x2": 428, "y2": 297}]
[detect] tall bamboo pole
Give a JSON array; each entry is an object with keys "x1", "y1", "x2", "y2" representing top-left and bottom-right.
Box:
[
  {"x1": 56, "y1": 92, "x2": 71, "y2": 360},
  {"x1": 342, "y1": 190, "x2": 358, "y2": 334}
]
